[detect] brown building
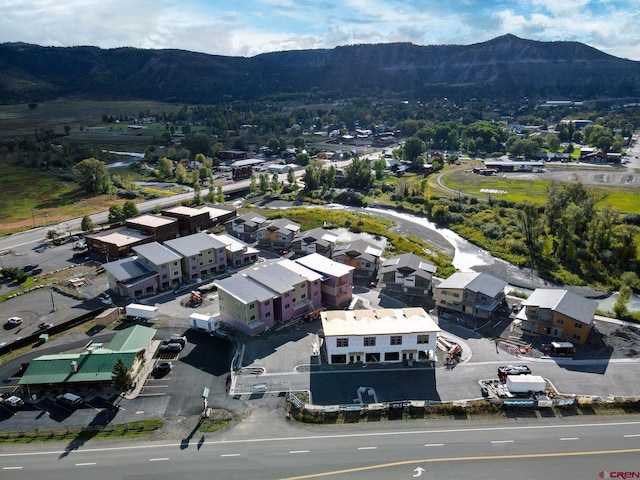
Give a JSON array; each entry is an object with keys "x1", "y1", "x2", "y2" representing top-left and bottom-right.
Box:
[
  {"x1": 125, "y1": 214, "x2": 179, "y2": 243},
  {"x1": 161, "y1": 205, "x2": 211, "y2": 236},
  {"x1": 86, "y1": 227, "x2": 153, "y2": 259},
  {"x1": 197, "y1": 205, "x2": 237, "y2": 227}
]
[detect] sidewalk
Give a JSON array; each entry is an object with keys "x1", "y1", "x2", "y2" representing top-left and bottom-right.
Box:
[{"x1": 123, "y1": 339, "x2": 160, "y2": 400}]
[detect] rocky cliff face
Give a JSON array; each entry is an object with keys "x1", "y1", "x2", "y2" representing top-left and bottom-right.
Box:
[{"x1": 1, "y1": 34, "x2": 639, "y2": 104}]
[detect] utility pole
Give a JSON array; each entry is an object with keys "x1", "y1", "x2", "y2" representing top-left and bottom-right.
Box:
[{"x1": 31, "y1": 209, "x2": 36, "y2": 228}]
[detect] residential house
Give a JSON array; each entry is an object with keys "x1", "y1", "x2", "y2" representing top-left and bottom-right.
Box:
[
  {"x1": 132, "y1": 242, "x2": 183, "y2": 291},
  {"x1": 213, "y1": 233, "x2": 259, "y2": 268},
  {"x1": 321, "y1": 307, "x2": 441, "y2": 365},
  {"x1": 165, "y1": 233, "x2": 227, "y2": 281},
  {"x1": 225, "y1": 212, "x2": 268, "y2": 242},
  {"x1": 434, "y1": 272, "x2": 507, "y2": 319},
  {"x1": 332, "y1": 239, "x2": 383, "y2": 278},
  {"x1": 215, "y1": 274, "x2": 278, "y2": 336},
  {"x1": 103, "y1": 256, "x2": 157, "y2": 298},
  {"x1": 295, "y1": 253, "x2": 354, "y2": 308},
  {"x1": 290, "y1": 227, "x2": 339, "y2": 257},
  {"x1": 256, "y1": 218, "x2": 301, "y2": 247},
  {"x1": 516, "y1": 289, "x2": 597, "y2": 344},
  {"x1": 161, "y1": 205, "x2": 211, "y2": 236},
  {"x1": 244, "y1": 259, "x2": 322, "y2": 324},
  {"x1": 377, "y1": 253, "x2": 436, "y2": 297}
]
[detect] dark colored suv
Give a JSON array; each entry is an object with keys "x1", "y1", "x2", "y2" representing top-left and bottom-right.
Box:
[{"x1": 162, "y1": 336, "x2": 187, "y2": 347}]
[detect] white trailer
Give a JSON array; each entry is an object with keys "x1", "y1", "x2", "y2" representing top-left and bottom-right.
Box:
[
  {"x1": 506, "y1": 374, "x2": 546, "y2": 393},
  {"x1": 125, "y1": 303, "x2": 159, "y2": 320},
  {"x1": 189, "y1": 313, "x2": 219, "y2": 332}
]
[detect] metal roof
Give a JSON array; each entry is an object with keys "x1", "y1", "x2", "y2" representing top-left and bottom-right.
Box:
[
  {"x1": 379, "y1": 253, "x2": 436, "y2": 275},
  {"x1": 215, "y1": 274, "x2": 277, "y2": 304},
  {"x1": 133, "y1": 242, "x2": 182, "y2": 265},
  {"x1": 103, "y1": 257, "x2": 153, "y2": 282},
  {"x1": 165, "y1": 232, "x2": 226, "y2": 257},
  {"x1": 522, "y1": 289, "x2": 597, "y2": 325},
  {"x1": 321, "y1": 307, "x2": 441, "y2": 337},
  {"x1": 246, "y1": 262, "x2": 307, "y2": 294},
  {"x1": 295, "y1": 253, "x2": 355, "y2": 277},
  {"x1": 436, "y1": 272, "x2": 507, "y2": 297}
]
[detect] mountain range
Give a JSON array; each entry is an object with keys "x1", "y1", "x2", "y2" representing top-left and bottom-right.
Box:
[{"x1": 1, "y1": 34, "x2": 640, "y2": 104}]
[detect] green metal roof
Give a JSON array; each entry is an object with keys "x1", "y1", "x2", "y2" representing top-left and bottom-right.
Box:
[
  {"x1": 19, "y1": 325, "x2": 155, "y2": 386},
  {"x1": 19, "y1": 351, "x2": 137, "y2": 385},
  {"x1": 106, "y1": 324, "x2": 156, "y2": 352}
]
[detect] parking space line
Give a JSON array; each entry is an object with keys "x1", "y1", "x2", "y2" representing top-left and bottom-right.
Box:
[{"x1": 2, "y1": 466, "x2": 23, "y2": 470}]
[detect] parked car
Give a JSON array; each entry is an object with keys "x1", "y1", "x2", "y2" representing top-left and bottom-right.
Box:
[
  {"x1": 55, "y1": 392, "x2": 83, "y2": 408},
  {"x1": 173, "y1": 285, "x2": 189, "y2": 294},
  {"x1": 73, "y1": 250, "x2": 88, "y2": 259},
  {"x1": 22, "y1": 264, "x2": 37, "y2": 272},
  {"x1": 29, "y1": 268, "x2": 43, "y2": 276},
  {"x1": 7, "y1": 316, "x2": 23, "y2": 326},
  {"x1": 154, "y1": 361, "x2": 173, "y2": 373},
  {"x1": 497, "y1": 365, "x2": 531, "y2": 377},
  {"x1": 158, "y1": 343, "x2": 183, "y2": 353},
  {"x1": 38, "y1": 322, "x2": 53, "y2": 330},
  {"x1": 1, "y1": 395, "x2": 24, "y2": 409},
  {"x1": 162, "y1": 336, "x2": 187, "y2": 347},
  {"x1": 74, "y1": 241, "x2": 86, "y2": 250}
]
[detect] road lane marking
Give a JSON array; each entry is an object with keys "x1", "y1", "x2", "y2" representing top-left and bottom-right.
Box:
[
  {"x1": 624, "y1": 434, "x2": 640, "y2": 437},
  {"x1": 75, "y1": 462, "x2": 96, "y2": 466},
  {"x1": 289, "y1": 450, "x2": 310, "y2": 454},
  {"x1": 220, "y1": 453, "x2": 241, "y2": 457},
  {"x1": 149, "y1": 457, "x2": 169, "y2": 462},
  {"x1": 491, "y1": 440, "x2": 514, "y2": 444},
  {"x1": 279, "y1": 447, "x2": 640, "y2": 480},
  {"x1": 3, "y1": 420, "x2": 640, "y2": 459},
  {"x1": 357, "y1": 447, "x2": 377, "y2": 450},
  {"x1": 559, "y1": 437, "x2": 579, "y2": 441},
  {"x1": 3, "y1": 466, "x2": 23, "y2": 470},
  {"x1": 424, "y1": 444, "x2": 444, "y2": 447}
]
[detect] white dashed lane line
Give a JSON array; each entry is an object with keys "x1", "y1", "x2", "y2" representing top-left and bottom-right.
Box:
[
  {"x1": 357, "y1": 447, "x2": 377, "y2": 450},
  {"x1": 75, "y1": 462, "x2": 96, "y2": 466},
  {"x1": 2, "y1": 466, "x2": 23, "y2": 470},
  {"x1": 220, "y1": 453, "x2": 241, "y2": 457},
  {"x1": 424, "y1": 443, "x2": 444, "y2": 447},
  {"x1": 559, "y1": 437, "x2": 579, "y2": 441},
  {"x1": 491, "y1": 440, "x2": 514, "y2": 444},
  {"x1": 149, "y1": 457, "x2": 170, "y2": 462},
  {"x1": 289, "y1": 450, "x2": 310, "y2": 454}
]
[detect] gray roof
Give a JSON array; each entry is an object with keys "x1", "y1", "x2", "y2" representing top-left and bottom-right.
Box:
[
  {"x1": 214, "y1": 274, "x2": 276, "y2": 304},
  {"x1": 293, "y1": 227, "x2": 338, "y2": 244},
  {"x1": 133, "y1": 242, "x2": 182, "y2": 265},
  {"x1": 436, "y1": 272, "x2": 507, "y2": 298},
  {"x1": 245, "y1": 262, "x2": 308, "y2": 294},
  {"x1": 379, "y1": 253, "x2": 436, "y2": 276},
  {"x1": 103, "y1": 257, "x2": 153, "y2": 282},
  {"x1": 333, "y1": 239, "x2": 383, "y2": 258},
  {"x1": 522, "y1": 289, "x2": 597, "y2": 325},
  {"x1": 260, "y1": 218, "x2": 300, "y2": 233},
  {"x1": 164, "y1": 232, "x2": 226, "y2": 257},
  {"x1": 228, "y1": 212, "x2": 267, "y2": 228},
  {"x1": 295, "y1": 253, "x2": 354, "y2": 277}
]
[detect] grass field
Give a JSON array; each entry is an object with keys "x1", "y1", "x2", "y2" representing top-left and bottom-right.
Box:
[{"x1": 441, "y1": 168, "x2": 640, "y2": 213}]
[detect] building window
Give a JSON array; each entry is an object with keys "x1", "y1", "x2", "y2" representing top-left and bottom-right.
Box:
[
  {"x1": 207, "y1": 250, "x2": 212, "y2": 254},
  {"x1": 250, "y1": 315, "x2": 255, "y2": 321},
  {"x1": 572, "y1": 334, "x2": 581, "y2": 340},
  {"x1": 314, "y1": 291, "x2": 318, "y2": 296},
  {"x1": 172, "y1": 261, "x2": 178, "y2": 266},
  {"x1": 390, "y1": 335, "x2": 402, "y2": 345},
  {"x1": 285, "y1": 304, "x2": 290, "y2": 309},
  {"x1": 265, "y1": 312, "x2": 271, "y2": 317},
  {"x1": 162, "y1": 274, "x2": 167, "y2": 279},
  {"x1": 336, "y1": 337, "x2": 349, "y2": 347},
  {"x1": 453, "y1": 293, "x2": 460, "y2": 298},
  {"x1": 384, "y1": 352, "x2": 400, "y2": 361},
  {"x1": 249, "y1": 304, "x2": 255, "y2": 309},
  {"x1": 199, "y1": 261, "x2": 204, "y2": 266},
  {"x1": 364, "y1": 336, "x2": 376, "y2": 346},
  {"x1": 557, "y1": 319, "x2": 564, "y2": 325},
  {"x1": 301, "y1": 293, "x2": 306, "y2": 299},
  {"x1": 417, "y1": 334, "x2": 429, "y2": 344},
  {"x1": 574, "y1": 322, "x2": 583, "y2": 329}
]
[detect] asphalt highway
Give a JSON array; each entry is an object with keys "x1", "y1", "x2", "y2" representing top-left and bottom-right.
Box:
[{"x1": 1, "y1": 416, "x2": 639, "y2": 479}]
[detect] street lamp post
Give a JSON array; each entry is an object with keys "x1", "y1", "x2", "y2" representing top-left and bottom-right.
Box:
[{"x1": 31, "y1": 209, "x2": 36, "y2": 228}]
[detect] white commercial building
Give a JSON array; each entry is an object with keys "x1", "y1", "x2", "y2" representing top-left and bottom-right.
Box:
[{"x1": 321, "y1": 307, "x2": 441, "y2": 365}]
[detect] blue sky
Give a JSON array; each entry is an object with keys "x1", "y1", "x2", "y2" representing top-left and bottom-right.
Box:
[{"x1": 1, "y1": 0, "x2": 639, "y2": 60}]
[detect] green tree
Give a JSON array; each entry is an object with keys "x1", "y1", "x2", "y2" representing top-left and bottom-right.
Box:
[
  {"x1": 344, "y1": 157, "x2": 372, "y2": 189},
  {"x1": 111, "y1": 357, "x2": 133, "y2": 392},
  {"x1": 81, "y1": 215, "x2": 94, "y2": 233},
  {"x1": 158, "y1": 157, "x2": 173, "y2": 178},
  {"x1": 250, "y1": 175, "x2": 258, "y2": 193},
  {"x1": 217, "y1": 185, "x2": 224, "y2": 203},
  {"x1": 302, "y1": 163, "x2": 321, "y2": 191},
  {"x1": 175, "y1": 163, "x2": 188, "y2": 184},
  {"x1": 373, "y1": 158, "x2": 386, "y2": 180},
  {"x1": 613, "y1": 285, "x2": 631, "y2": 319},
  {"x1": 271, "y1": 172, "x2": 279, "y2": 192},
  {"x1": 46, "y1": 229, "x2": 61, "y2": 245},
  {"x1": 287, "y1": 167, "x2": 296, "y2": 187},
  {"x1": 546, "y1": 134, "x2": 561, "y2": 152},
  {"x1": 294, "y1": 151, "x2": 311, "y2": 166},
  {"x1": 108, "y1": 205, "x2": 124, "y2": 224},
  {"x1": 403, "y1": 137, "x2": 426, "y2": 163},
  {"x1": 72, "y1": 158, "x2": 111, "y2": 194},
  {"x1": 259, "y1": 173, "x2": 269, "y2": 193},
  {"x1": 518, "y1": 202, "x2": 542, "y2": 264},
  {"x1": 122, "y1": 200, "x2": 139, "y2": 219}
]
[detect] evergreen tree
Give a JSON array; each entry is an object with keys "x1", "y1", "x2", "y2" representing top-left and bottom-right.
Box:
[{"x1": 111, "y1": 357, "x2": 133, "y2": 392}]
